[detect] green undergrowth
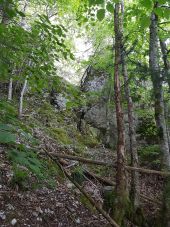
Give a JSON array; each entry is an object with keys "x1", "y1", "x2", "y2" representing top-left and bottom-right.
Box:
[
  {"x1": 138, "y1": 145, "x2": 161, "y2": 169},
  {"x1": 30, "y1": 100, "x2": 100, "y2": 152},
  {"x1": 0, "y1": 97, "x2": 100, "y2": 190},
  {"x1": 0, "y1": 100, "x2": 64, "y2": 189},
  {"x1": 136, "y1": 110, "x2": 159, "y2": 144}
]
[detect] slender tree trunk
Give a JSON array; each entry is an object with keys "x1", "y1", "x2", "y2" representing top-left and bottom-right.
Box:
[
  {"x1": 105, "y1": 78, "x2": 112, "y2": 146},
  {"x1": 160, "y1": 39, "x2": 170, "y2": 152},
  {"x1": 8, "y1": 78, "x2": 13, "y2": 101},
  {"x1": 122, "y1": 48, "x2": 139, "y2": 207},
  {"x1": 149, "y1": 7, "x2": 170, "y2": 226},
  {"x1": 113, "y1": 2, "x2": 129, "y2": 224},
  {"x1": 19, "y1": 77, "x2": 28, "y2": 118},
  {"x1": 120, "y1": 1, "x2": 139, "y2": 209}
]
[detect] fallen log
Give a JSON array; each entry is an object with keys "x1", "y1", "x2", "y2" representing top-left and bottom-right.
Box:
[
  {"x1": 51, "y1": 153, "x2": 170, "y2": 177},
  {"x1": 45, "y1": 151, "x2": 120, "y2": 227},
  {"x1": 83, "y1": 168, "x2": 115, "y2": 186},
  {"x1": 51, "y1": 152, "x2": 115, "y2": 166},
  {"x1": 125, "y1": 166, "x2": 170, "y2": 177}
]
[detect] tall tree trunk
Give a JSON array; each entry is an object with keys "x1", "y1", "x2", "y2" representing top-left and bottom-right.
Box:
[
  {"x1": 160, "y1": 39, "x2": 170, "y2": 152},
  {"x1": 149, "y1": 10, "x2": 170, "y2": 168},
  {"x1": 113, "y1": 2, "x2": 129, "y2": 224},
  {"x1": 122, "y1": 46, "x2": 139, "y2": 207},
  {"x1": 120, "y1": 1, "x2": 139, "y2": 209},
  {"x1": 149, "y1": 6, "x2": 170, "y2": 226},
  {"x1": 19, "y1": 77, "x2": 28, "y2": 118}
]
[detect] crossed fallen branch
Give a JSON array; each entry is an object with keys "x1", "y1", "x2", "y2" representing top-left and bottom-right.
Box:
[
  {"x1": 42, "y1": 145, "x2": 166, "y2": 226},
  {"x1": 49, "y1": 152, "x2": 170, "y2": 177},
  {"x1": 44, "y1": 149, "x2": 120, "y2": 227}
]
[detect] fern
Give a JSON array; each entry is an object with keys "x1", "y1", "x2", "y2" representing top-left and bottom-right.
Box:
[
  {"x1": 0, "y1": 123, "x2": 16, "y2": 144},
  {"x1": 8, "y1": 149, "x2": 44, "y2": 178}
]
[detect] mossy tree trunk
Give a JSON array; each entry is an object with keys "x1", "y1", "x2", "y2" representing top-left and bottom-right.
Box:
[
  {"x1": 120, "y1": 2, "x2": 139, "y2": 210},
  {"x1": 113, "y1": 2, "x2": 129, "y2": 225},
  {"x1": 149, "y1": 5, "x2": 170, "y2": 168},
  {"x1": 149, "y1": 3, "x2": 170, "y2": 226}
]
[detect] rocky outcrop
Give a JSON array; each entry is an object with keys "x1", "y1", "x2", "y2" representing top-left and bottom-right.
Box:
[
  {"x1": 83, "y1": 101, "x2": 117, "y2": 148},
  {"x1": 81, "y1": 66, "x2": 108, "y2": 92},
  {"x1": 50, "y1": 92, "x2": 67, "y2": 111},
  {"x1": 80, "y1": 66, "x2": 135, "y2": 149},
  {"x1": 80, "y1": 67, "x2": 117, "y2": 147}
]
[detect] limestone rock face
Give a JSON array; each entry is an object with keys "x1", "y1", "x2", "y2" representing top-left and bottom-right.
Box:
[
  {"x1": 84, "y1": 101, "x2": 117, "y2": 148},
  {"x1": 81, "y1": 67, "x2": 108, "y2": 92},
  {"x1": 84, "y1": 102, "x2": 110, "y2": 130},
  {"x1": 80, "y1": 67, "x2": 115, "y2": 147},
  {"x1": 81, "y1": 67, "x2": 135, "y2": 149}
]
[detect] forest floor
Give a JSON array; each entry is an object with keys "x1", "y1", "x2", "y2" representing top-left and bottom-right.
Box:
[
  {"x1": 0, "y1": 142, "x2": 107, "y2": 227},
  {"x1": 0, "y1": 98, "x2": 164, "y2": 226},
  {"x1": 0, "y1": 138, "x2": 163, "y2": 227}
]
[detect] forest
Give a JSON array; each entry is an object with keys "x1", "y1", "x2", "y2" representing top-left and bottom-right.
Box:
[{"x1": 0, "y1": 0, "x2": 170, "y2": 226}]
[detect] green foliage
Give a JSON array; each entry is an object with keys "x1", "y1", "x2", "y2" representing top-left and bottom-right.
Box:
[
  {"x1": 138, "y1": 145, "x2": 161, "y2": 169},
  {"x1": 0, "y1": 102, "x2": 18, "y2": 146},
  {"x1": 0, "y1": 123, "x2": 16, "y2": 144},
  {"x1": 0, "y1": 101, "x2": 39, "y2": 146},
  {"x1": 8, "y1": 148, "x2": 44, "y2": 178},
  {"x1": 154, "y1": 7, "x2": 170, "y2": 19},
  {"x1": 140, "y1": 0, "x2": 153, "y2": 9},
  {"x1": 88, "y1": 0, "x2": 104, "y2": 7},
  {"x1": 137, "y1": 111, "x2": 158, "y2": 143},
  {"x1": 106, "y1": 3, "x2": 114, "y2": 14},
  {"x1": 77, "y1": 133, "x2": 99, "y2": 148},
  {"x1": 66, "y1": 84, "x2": 86, "y2": 109},
  {"x1": 97, "y1": 9, "x2": 105, "y2": 21},
  {"x1": 49, "y1": 127, "x2": 72, "y2": 145},
  {"x1": 0, "y1": 101, "x2": 18, "y2": 123},
  {"x1": 0, "y1": 2, "x2": 74, "y2": 93},
  {"x1": 0, "y1": 131, "x2": 16, "y2": 144},
  {"x1": 11, "y1": 166, "x2": 29, "y2": 189},
  {"x1": 71, "y1": 166, "x2": 85, "y2": 185}
]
